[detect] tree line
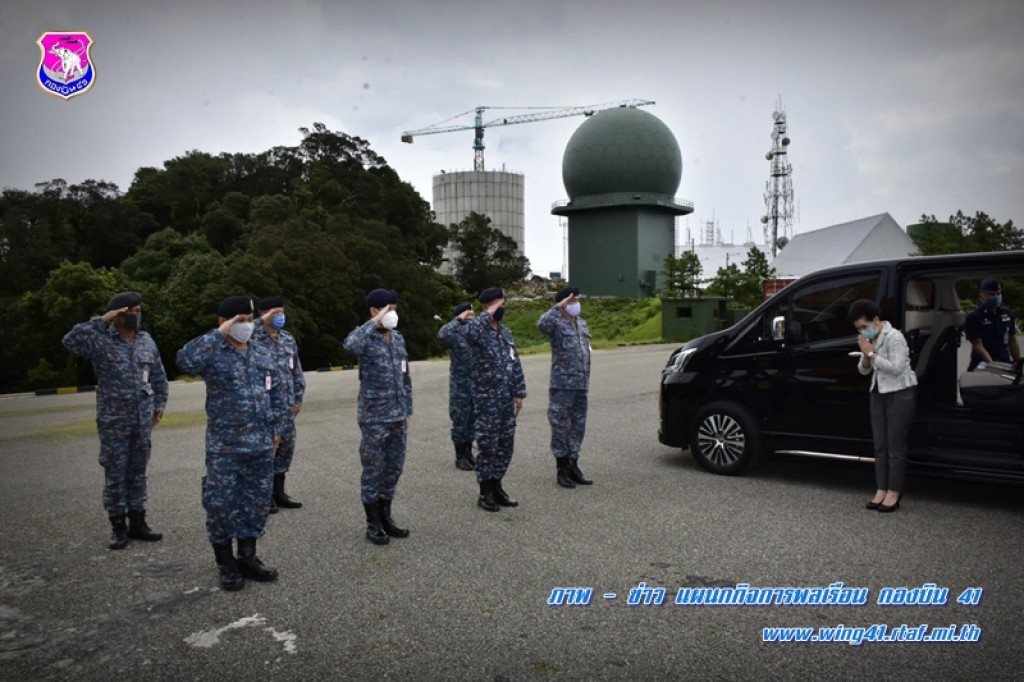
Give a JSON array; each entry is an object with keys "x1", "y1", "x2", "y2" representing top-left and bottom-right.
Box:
[{"x1": 0, "y1": 124, "x2": 528, "y2": 393}]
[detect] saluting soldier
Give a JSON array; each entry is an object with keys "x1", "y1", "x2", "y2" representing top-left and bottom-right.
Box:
[
  {"x1": 464, "y1": 287, "x2": 526, "y2": 512},
  {"x1": 253, "y1": 296, "x2": 306, "y2": 513},
  {"x1": 62, "y1": 291, "x2": 168, "y2": 550},
  {"x1": 537, "y1": 286, "x2": 593, "y2": 488},
  {"x1": 438, "y1": 302, "x2": 477, "y2": 471},
  {"x1": 176, "y1": 296, "x2": 285, "y2": 592},
  {"x1": 343, "y1": 288, "x2": 413, "y2": 545}
]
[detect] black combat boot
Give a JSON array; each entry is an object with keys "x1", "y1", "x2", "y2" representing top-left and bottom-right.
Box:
[
  {"x1": 568, "y1": 458, "x2": 593, "y2": 485},
  {"x1": 273, "y1": 472, "x2": 302, "y2": 509},
  {"x1": 466, "y1": 445, "x2": 476, "y2": 467},
  {"x1": 363, "y1": 502, "x2": 390, "y2": 545},
  {"x1": 493, "y1": 478, "x2": 519, "y2": 507},
  {"x1": 108, "y1": 513, "x2": 128, "y2": 550},
  {"x1": 378, "y1": 498, "x2": 410, "y2": 538},
  {"x1": 269, "y1": 494, "x2": 278, "y2": 514},
  {"x1": 477, "y1": 480, "x2": 499, "y2": 512},
  {"x1": 235, "y1": 538, "x2": 279, "y2": 582},
  {"x1": 212, "y1": 542, "x2": 244, "y2": 591},
  {"x1": 454, "y1": 443, "x2": 474, "y2": 471},
  {"x1": 127, "y1": 510, "x2": 163, "y2": 541},
  {"x1": 556, "y1": 458, "x2": 576, "y2": 489}
]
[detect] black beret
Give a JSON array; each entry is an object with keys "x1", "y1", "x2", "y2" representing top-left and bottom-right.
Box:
[
  {"x1": 478, "y1": 287, "x2": 504, "y2": 304},
  {"x1": 366, "y1": 288, "x2": 397, "y2": 309},
  {"x1": 452, "y1": 302, "x2": 472, "y2": 318},
  {"x1": 980, "y1": 277, "x2": 1001, "y2": 291},
  {"x1": 218, "y1": 295, "x2": 254, "y2": 318},
  {"x1": 555, "y1": 286, "x2": 580, "y2": 303},
  {"x1": 106, "y1": 291, "x2": 142, "y2": 311},
  {"x1": 258, "y1": 296, "x2": 284, "y2": 312}
]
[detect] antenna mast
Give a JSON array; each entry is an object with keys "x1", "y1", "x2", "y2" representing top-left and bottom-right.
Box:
[{"x1": 761, "y1": 97, "x2": 794, "y2": 257}]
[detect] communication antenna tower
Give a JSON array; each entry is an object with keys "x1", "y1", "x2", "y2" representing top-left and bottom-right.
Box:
[{"x1": 760, "y1": 97, "x2": 795, "y2": 257}]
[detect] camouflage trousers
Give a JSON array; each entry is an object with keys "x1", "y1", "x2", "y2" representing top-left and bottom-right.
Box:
[
  {"x1": 548, "y1": 389, "x2": 588, "y2": 459},
  {"x1": 359, "y1": 421, "x2": 407, "y2": 505},
  {"x1": 449, "y1": 390, "x2": 475, "y2": 445},
  {"x1": 274, "y1": 418, "x2": 297, "y2": 474},
  {"x1": 202, "y1": 449, "x2": 274, "y2": 544},
  {"x1": 97, "y1": 418, "x2": 153, "y2": 515},
  {"x1": 475, "y1": 397, "x2": 517, "y2": 482}
]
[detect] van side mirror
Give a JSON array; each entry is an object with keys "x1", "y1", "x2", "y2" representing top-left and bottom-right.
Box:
[{"x1": 771, "y1": 315, "x2": 786, "y2": 342}]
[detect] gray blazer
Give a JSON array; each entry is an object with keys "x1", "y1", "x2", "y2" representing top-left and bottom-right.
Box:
[{"x1": 856, "y1": 321, "x2": 918, "y2": 393}]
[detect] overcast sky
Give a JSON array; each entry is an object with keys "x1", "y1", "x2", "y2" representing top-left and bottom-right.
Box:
[{"x1": 2, "y1": 0, "x2": 1022, "y2": 276}]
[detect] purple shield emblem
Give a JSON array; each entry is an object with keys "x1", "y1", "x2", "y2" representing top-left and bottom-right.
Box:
[{"x1": 36, "y1": 31, "x2": 95, "y2": 101}]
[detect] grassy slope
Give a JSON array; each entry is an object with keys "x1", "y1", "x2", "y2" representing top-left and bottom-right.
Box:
[{"x1": 501, "y1": 297, "x2": 664, "y2": 352}]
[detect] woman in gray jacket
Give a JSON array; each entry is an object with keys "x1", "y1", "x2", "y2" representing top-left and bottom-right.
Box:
[{"x1": 849, "y1": 299, "x2": 917, "y2": 513}]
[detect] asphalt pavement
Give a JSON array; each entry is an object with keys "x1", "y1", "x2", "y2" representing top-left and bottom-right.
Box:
[{"x1": 0, "y1": 343, "x2": 1020, "y2": 681}]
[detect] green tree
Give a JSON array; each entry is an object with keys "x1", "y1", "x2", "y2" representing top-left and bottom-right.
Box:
[
  {"x1": 913, "y1": 211, "x2": 1024, "y2": 255},
  {"x1": 705, "y1": 263, "x2": 743, "y2": 300},
  {"x1": 733, "y1": 246, "x2": 775, "y2": 309},
  {"x1": 661, "y1": 251, "x2": 702, "y2": 298},
  {"x1": 449, "y1": 212, "x2": 530, "y2": 295}
]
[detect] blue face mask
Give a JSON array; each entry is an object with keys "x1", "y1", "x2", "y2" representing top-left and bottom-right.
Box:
[
  {"x1": 983, "y1": 295, "x2": 1002, "y2": 309},
  {"x1": 860, "y1": 327, "x2": 880, "y2": 341},
  {"x1": 270, "y1": 314, "x2": 286, "y2": 330}
]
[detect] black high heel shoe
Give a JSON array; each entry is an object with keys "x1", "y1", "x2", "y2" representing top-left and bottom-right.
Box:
[
  {"x1": 865, "y1": 499, "x2": 883, "y2": 510},
  {"x1": 877, "y1": 495, "x2": 902, "y2": 513}
]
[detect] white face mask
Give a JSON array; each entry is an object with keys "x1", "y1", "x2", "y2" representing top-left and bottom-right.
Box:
[
  {"x1": 229, "y1": 321, "x2": 255, "y2": 343},
  {"x1": 381, "y1": 310, "x2": 399, "y2": 330}
]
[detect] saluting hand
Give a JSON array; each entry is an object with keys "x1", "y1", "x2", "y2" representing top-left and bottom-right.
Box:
[
  {"x1": 218, "y1": 314, "x2": 241, "y2": 337},
  {"x1": 102, "y1": 307, "x2": 128, "y2": 322}
]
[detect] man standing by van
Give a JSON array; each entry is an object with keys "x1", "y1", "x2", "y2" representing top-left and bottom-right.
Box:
[{"x1": 965, "y1": 278, "x2": 1020, "y2": 371}]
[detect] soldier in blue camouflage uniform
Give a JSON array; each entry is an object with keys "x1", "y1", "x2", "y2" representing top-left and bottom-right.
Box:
[
  {"x1": 438, "y1": 302, "x2": 476, "y2": 471},
  {"x1": 253, "y1": 296, "x2": 306, "y2": 513},
  {"x1": 537, "y1": 286, "x2": 594, "y2": 488},
  {"x1": 343, "y1": 288, "x2": 413, "y2": 545},
  {"x1": 464, "y1": 287, "x2": 526, "y2": 512},
  {"x1": 176, "y1": 296, "x2": 285, "y2": 591},
  {"x1": 62, "y1": 291, "x2": 168, "y2": 550}
]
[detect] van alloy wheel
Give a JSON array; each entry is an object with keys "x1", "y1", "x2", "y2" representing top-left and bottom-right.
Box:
[
  {"x1": 688, "y1": 401, "x2": 763, "y2": 475},
  {"x1": 696, "y1": 414, "x2": 746, "y2": 467}
]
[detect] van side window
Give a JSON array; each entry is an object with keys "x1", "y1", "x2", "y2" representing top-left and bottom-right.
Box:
[{"x1": 785, "y1": 274, "x2": 881, "y2": 345}]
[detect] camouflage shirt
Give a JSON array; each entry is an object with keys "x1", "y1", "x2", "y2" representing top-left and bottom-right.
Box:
[
  {"x1": 438, "y1": 318, "x2": 473, "y2": 394},
  {"x1": 537, "y1": 306, "x2": 592, "y2": 391},
  {"x1": 252, "y1": 321, "x2": 306, "y2": 408},
  {"x1": 464, "y1": 311, "x2": 527, "y2": 400},
  {"x1": 343, "y1": 320, "x2": 413, "y2": 424},
  {"x1": 176, "y1": 330, "x2": 286, "y2": 454},
  {"x1": 62, "y1": 317, "x2": 169, "y2": 424}
]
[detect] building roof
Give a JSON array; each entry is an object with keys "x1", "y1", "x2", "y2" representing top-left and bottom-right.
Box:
[{"x1": 769, "y1": 213, "x2": 917, "y2": 278}]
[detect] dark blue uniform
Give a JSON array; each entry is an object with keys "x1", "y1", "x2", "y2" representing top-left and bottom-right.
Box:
[
  {"x1": 253, "y1": 321, "x2": 306, "y2": 474},
  {"x1": 62, "y1": 318, "x2": 168, "y2": 515},
  {"x1": 343, "y1": 320, "x2": 413, "y2": 505},
  {"x1": 176, "y1": 330, "x2": 285, "y2": 543},
  {"x1": 438, "y1": 318, "x2": 475, "y2": 445},
  {"x1": 537, "y1": 306, "x2": 592, "y2": 461},
  {"x1": 965, "y1": 304, "x2": 1017, "y2": 370},
  {"x1": 465, "y1": 311, "x2": 526, "y2": 482}
]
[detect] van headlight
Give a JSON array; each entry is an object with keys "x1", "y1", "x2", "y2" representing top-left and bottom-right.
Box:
[{"x1": 665, "y1": 347, "x2": 697, "y2": 374}]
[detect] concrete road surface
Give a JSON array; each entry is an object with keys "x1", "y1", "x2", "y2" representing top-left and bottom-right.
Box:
[{"x1": 0, "y1": 343, "x2": 1020, "y2": 681}]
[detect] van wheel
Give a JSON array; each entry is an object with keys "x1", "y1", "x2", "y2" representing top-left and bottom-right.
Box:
[{"x1": 688, "y1": 402, "x2": 763, "y2": 475}]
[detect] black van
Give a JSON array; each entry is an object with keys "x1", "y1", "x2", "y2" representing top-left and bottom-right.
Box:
[{"x1": 658, "y1": 251, "x2": 1024, "y2": 485}]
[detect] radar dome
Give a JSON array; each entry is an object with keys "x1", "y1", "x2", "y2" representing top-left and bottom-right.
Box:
[{"x1": 562, "y1": 107, "x2": 682, "y2": 199}]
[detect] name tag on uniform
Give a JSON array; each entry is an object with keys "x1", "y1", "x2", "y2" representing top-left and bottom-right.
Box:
[
  {"x1": 142, "y1": 368, "x2": 149, "y2": 383},
  {"x1": 289, "y1": 356, "x2": 295, "y2": 369},
  {"x1": 401, "y1": 360, "x2": 408, "y2": 373},
  {"x1": 265, "y1": 374, "x2": 272, "y2": 391},
  {"x1": 510, "y1": 348, "x2": 517, "y2": 360}
]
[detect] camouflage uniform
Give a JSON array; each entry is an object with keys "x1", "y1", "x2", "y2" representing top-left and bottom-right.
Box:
[
  {"x1": 176, "y1": 330, "x2": 285, "y2": 543},
  {"x1": 437, "y1": 318, "x2": 475, "y2": 445},
  {"x1": 465, "y1": 311, "x2": 527, "y2": 482},
  {"x1": 343, "y1": 320, "x2": 413, "y2": 504},
  {"x1": 537, "y1": 306, "x2": 592, "y2": 460},
  {"x1": 253, "y1": 320, "x2": 305, "y2": 474},
  {"x1": 62, "y1": 317, "x2": 168, "y2": 515}
]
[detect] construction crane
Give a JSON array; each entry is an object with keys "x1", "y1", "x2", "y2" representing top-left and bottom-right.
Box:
[{"x1": 401, "y1": 99, "x2": 655, "y2": 171}]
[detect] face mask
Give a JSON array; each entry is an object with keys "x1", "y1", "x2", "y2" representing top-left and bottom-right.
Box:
[
  {"x1": 121, "y1": 313, "x2": 140, "y2": 331},
  {"x1": 493, "y1": 306, "x2": 506, "y2": 322},
  {"x1": 983, "y1": 295, "x2": 1002, "y2": 309},
  {"x1": 381, "y1": 311, "x2": 399, "y2": 330},
  {"x1": 566, "y1": 302, "x2": 581, "y2": 317},
  {"x1": 270, "y1": 314, "x2": 286, "y2": 330},
  {"x1": 860, "y1": 326, "x2": 880, "y2": 341},
  {"x1": 229, "y1": 321, "x2": 255, "y2": 343}
]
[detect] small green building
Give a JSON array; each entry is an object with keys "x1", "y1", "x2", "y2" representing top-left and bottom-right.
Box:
[
  {"x1": 661, "y1": 297, "x2": 749, "y2": 341},
  {"x1": 552, "y1": 107, "x2": 694, "y2": 297}
]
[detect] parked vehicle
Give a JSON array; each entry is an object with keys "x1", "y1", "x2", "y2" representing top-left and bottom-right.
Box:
[{"x1": 658, "y1": 251, "x2": 1024, "y2": 485}]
